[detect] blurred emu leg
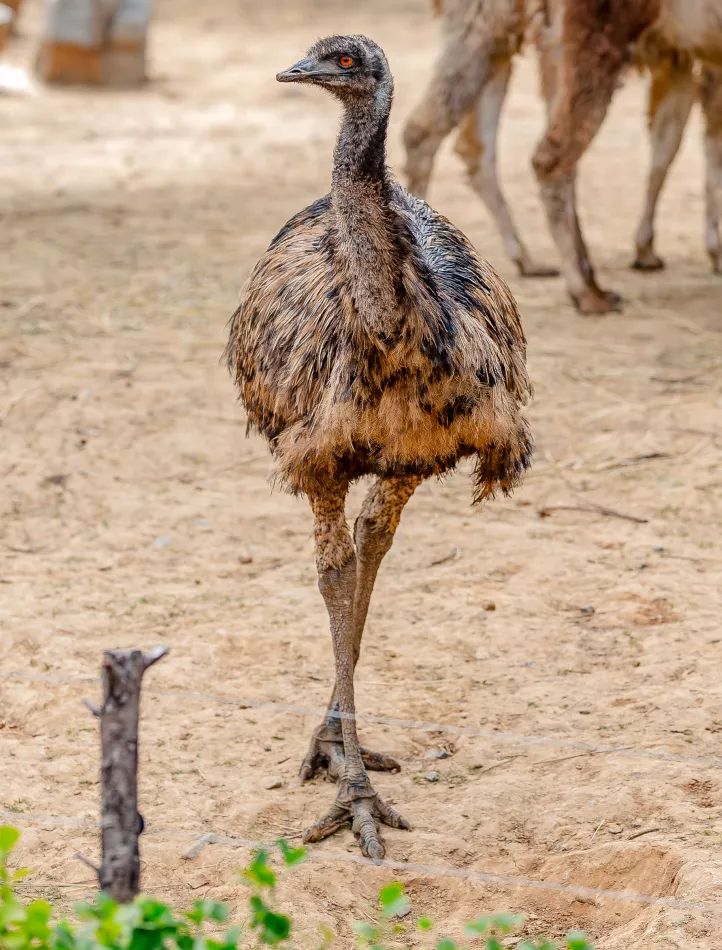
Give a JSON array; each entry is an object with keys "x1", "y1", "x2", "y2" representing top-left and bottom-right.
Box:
[
  {"x1": 633, "y1": 54, "x2": 695, "y2": 271},
  {"x1": 700, "y1": 65, "x2": 722, "y2": 273},
  {"x1": 403, "y1": 0, "x2": 499, "y2": 198},
  {"x1": 532, "y1": 18, "x2": 627, "y2": 314},
  {"x1": 455, "y1": 57, "x2": 558, "y2": 277}
]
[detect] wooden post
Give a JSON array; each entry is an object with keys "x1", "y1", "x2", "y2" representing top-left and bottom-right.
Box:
[
  {"x1": 35, "y1": 0, "x2": 152, "y2": 86},
  {"x1": 86, "y1": 646, "x2": 168, "y2": 902},
  {"x1": 0, "y1": 4, "x2": 12, "y2": 53}
]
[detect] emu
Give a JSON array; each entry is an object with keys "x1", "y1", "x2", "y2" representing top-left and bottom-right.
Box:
[
  {"x1": 226, "y1": 35, "x2": 532, "y2": 859},
  {"x1": 533, "y1": 0, "x2": 722, "y2": 312},
  {"x1": 404, "y1": 0, "x2": 722, "y2": 313}
]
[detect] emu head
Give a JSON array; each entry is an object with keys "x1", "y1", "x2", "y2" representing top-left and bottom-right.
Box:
[{"x1": 276, "y1": 35, "x2": 392, "y2": 103}]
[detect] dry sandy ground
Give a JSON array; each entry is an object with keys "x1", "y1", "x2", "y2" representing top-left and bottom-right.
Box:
[{"x1": 2, "y1": 1, "x2": 722, "y2": 946}]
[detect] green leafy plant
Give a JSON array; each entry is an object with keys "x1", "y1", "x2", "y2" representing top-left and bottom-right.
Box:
[{"x1": 0, "y1": 826, "x2": 593, "y2": 950}]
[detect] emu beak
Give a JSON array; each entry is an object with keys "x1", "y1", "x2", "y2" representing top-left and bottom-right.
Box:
[{"x1": 276, "y1": 57, "x2": 317, "y2": 83}]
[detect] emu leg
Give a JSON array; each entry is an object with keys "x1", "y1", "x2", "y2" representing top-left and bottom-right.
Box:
[
  {"x1": 302, "y1": 481, "x2": 414, "y2": 859},
  {"x1": 633, "y1": 56, "x2": 695, "y2": 271},
  {"x1": 532, "y1": 18, "x2": 628, "y2": 314},
  {"x1": 402, "y1": 2, "x2": 504, "y2": 198},
  {"x1": 701, "y1": 65, "x2": 722, "y2": 274},
  {"x1": 300, "y1": 476, "x2": 420, "y2": 782},
  {"x1": 455, "y1": 58, "x2": 558, "y2": 277}
]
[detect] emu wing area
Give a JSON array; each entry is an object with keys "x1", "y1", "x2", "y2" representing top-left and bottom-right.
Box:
[
  {"x1": 226, "y1": 195, "x2": 340, "y2": 444},
  {"x1": 391, "y1": 185, "x2": 531, "y2": 406}
]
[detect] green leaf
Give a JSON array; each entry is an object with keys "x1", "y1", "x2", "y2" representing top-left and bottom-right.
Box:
[
  {"x1": 244, "y1": 850, "x2": 277, "y2": 889},
  {"x1": 224, "y1": 924, "x2": 243, "y2": 945},
  {"x1": 436, "y1": 939, "x2": 458, "y2": 950},
  {"x1": 491, "y1": 912, "x2": 524, "y2": 934},
  {"x1": 277, "y1": 839, "x2": 307, "y2": 867},
  {"x1": 417, "y1": 916, "x2": 433, "y2": 931},
  {"x1": 486, "y1": 939, "x2": 504, "y2": 950},
  {"x1": 378, "y1": 882, "x2": 410, "y2": 919},
  {"x1": 259, "y1": 909, "x2": 291, "y2": 944},
  {"x1": 248, "y1": 894, "x2": 291, "y2": 945},
  {"x1": 352, "y1": 920, "x2": 378, "y2": 939},
  {"x1": 188, "y1": 899, "x2": 228, "y2": 924},
  {"x1": 566, "y1": 932, "x2": 592, "y2": 950},
  {"x1": 465, "y1": 916, "x2": 491, "y2": 935},
  {"x1": 10, "y1": 868, "x2": 29, "y2": 883},
  {"x1": 318, "y1": 923, "x2": 335, "y2": 949},
  {"x1": 0, "y1": 827, "x2": 20, "y2": 856},
  {"x1": 52, "y1": 920, "x2": 79, "y2": 950}
]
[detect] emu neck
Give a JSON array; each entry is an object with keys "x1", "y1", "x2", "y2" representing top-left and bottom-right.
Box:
[
  {"x1": 332, "y1": 91, "x2": 390, "y2": 187},
  {"x1": 331, "y1": 87, "x2": 401, "y2": 342}
]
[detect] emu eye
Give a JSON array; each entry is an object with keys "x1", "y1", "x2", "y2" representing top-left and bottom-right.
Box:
[{"x1": 338, "y1": 55, "x2": 355, "y2": 69}]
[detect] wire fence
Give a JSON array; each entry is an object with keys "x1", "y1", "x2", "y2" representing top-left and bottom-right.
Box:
[
  {"x1": 4, "y1": 667, "x2": 722, "y2": 772},
  {"x1": 4, "y1": 664, "x2": 722, "y2": 922},
  {"x1": 2, "y1": 807, "x2": 721, "y2": 917}
]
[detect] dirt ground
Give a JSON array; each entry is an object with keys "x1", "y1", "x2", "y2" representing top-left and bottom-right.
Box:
[{"x1": 2, "y1": 0, "x2": 722, "y2": 946}]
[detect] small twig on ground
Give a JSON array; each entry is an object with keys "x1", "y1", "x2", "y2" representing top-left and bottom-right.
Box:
[
  {"x1": 538, "y1": 504, "x2": 648, "y2": 525},
  {"x1": 470, "y1": 754, "x2": 524, "y2": 775},
  {"x1": 428, "y1": 547, "x2": 460, "y2": 567},
  {"x1": 534, "y1": 747, "x2": 633, "y2": 768},
  {"x1": 595, "y1": 452, "x2": 671, "y2": 472},
  {"x1": 590, "y1": 818, "x2": 605, "y2": 843},
  {"x1": 627, "y1": 827, "x2": 661, "y2": 840},
  {"x1": 74, "y1": 852, "x2": 100, "y2": 875}
]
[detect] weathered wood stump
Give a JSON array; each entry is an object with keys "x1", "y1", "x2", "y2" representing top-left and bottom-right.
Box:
[{"x1": 89, "y1": 646, "x2": 168, "y2": 902}]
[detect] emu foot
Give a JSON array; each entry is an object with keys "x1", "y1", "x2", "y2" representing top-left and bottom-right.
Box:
[
  {"x1": 299, "y1": 724, "x2": 400, "y2": 783},
  {"x1": 573, "y1": 287, "x2": 623, "y2": 315},
  {"x1": 632, "y1": 247, "x2": 665, "y2": 271},
  {"x1": 709, "y1": 249, "x2": 721, "y2": 274},
  {"x1": 515, "y1": 258, "x2": 560, "y2": 278},
  {"x1": 303, "y1": 779, "x2": 411, "y2": 861}
]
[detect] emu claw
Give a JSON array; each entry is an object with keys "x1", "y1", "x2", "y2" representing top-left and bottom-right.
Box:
[
  {"x1": 299, "y1": 726, "x2": 400, "y2": 783},
  {"x1": 303, "y1": 782, "x2": 411, "y2": 860}
]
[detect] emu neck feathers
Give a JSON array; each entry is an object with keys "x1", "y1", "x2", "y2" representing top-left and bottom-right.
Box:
[{"x1": 331, "y1": 86, "x2": 402, "y2": 341}]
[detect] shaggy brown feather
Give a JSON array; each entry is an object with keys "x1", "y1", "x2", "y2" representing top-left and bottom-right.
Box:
[{"x1": 226, "y1": 36, "x2": 531, "y2": 501}]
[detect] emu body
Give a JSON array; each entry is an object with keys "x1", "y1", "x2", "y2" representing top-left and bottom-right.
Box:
[
  {"x1": 228, "y1": 186, "x2": 530, "y2": 499},
  {"x1": 226, "y1": 35, "x2": 531, "y2": 859}
]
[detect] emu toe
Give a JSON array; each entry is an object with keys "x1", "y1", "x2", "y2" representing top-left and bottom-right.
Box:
[
  {"x1": 574, "y1": 287, "x2": 624, "y2": 315},
  {"x1": 299, "y1": 725, "x2": 401, "y2": 783},
  {"x1": 632, "y1": 248, "x2": 666, "y2": 271},
  {"x1": 516, "y1": 259, "x2": 560, "y2": 278},
  {"x1": 303, "y1": 779, "x2": 411, "y2": 861}
]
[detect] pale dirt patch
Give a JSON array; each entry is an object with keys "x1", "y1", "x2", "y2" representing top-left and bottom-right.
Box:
[{"x1": 1, "y1": 0, "x2": 721, "y2": 947}]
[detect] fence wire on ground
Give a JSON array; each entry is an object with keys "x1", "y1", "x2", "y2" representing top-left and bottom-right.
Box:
[
  {"x1": 4, "y1": 668, "x2": 722, "y2": 772},
  {"x1": 1, "y1": 808, "x2": 721, "y2": 917},
  {"x1": 4, "y1": 666, "x2": 722, "y2": 918}
]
